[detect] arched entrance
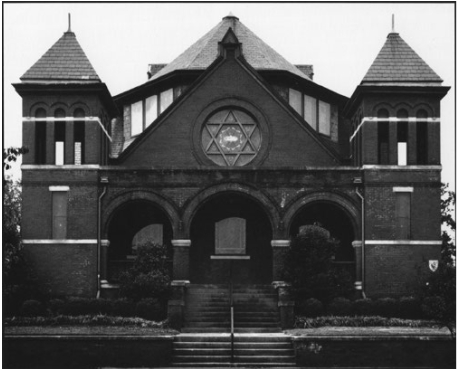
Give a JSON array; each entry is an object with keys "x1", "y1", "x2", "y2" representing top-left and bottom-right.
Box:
[
  {"x1": 189, "y1": 192, "x2": 273, "y2": 284},
  {"x1": 289, "y1": 201, "x2": 356, "y2": 279},
  {"x1": 106, "y1": 200, "x2": 173, "y2": 282}
]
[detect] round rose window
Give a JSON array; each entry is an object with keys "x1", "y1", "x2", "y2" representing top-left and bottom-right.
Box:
[{"x1": 201, "y1": 109, "x2": 261, "y2": 166}]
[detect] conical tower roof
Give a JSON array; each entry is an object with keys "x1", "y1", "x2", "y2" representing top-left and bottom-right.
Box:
[
  {"x1": 20, "y1": 30, "x2": 100, "y2": 82},
  {"x1": 361, "y1": 32, "x2": 442, "y2": 85},
  {"x1": 150, "y1": 14, "x2": 310, "y2": 81}
]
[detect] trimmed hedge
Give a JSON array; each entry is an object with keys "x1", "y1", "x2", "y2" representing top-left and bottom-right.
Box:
[{"x1": 294, "y1": 315, "x2": 442, "y2": 328}]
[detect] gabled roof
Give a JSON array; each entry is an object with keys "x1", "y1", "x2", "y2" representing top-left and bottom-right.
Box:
[
  {"x1": 149, "y1": 14, "x2": 311, "y2": 82},
  {"x1": 20, "y1": 31, "x2": 100, "y2": 82},
  {"x1": 361, "y1": 32, "x2": 442, "y2": 85}
]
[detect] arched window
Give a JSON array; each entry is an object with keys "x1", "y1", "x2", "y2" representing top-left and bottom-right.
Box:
[
  {"x1": 35, "y1": 108, "x2": 47, "y2": 164},
  {"x1": 396, "y1": 109, "x2": 408, "y2": 119},
  {"x1": 416, "y1": 109, "x2": 428, "y2": 119},
  {"x1": 396, "y1": 109, "x2": 408, "y2": 166},
  {"x1": 377, "y1": 108, "x2": 389, "y2": 119},
  {"x1": 73, "y1": 108, "x2": 85, "y2": 165},
  {"x1": 54, "y1": 109, "x2": 66, "y2": 165}
]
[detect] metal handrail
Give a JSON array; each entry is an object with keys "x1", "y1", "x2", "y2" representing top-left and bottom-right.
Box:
[{"x1": 230, "y1": 305, "x2": 234, "y2": 361}]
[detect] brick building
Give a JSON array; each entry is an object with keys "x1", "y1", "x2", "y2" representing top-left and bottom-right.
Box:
[{"x1": 15, "y1": 15, "x2": 449, "y2": 327}]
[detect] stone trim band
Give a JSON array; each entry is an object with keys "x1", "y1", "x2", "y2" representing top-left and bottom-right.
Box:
[
  {"x1": 365, "y1": 240, "x2": 442, "y2": 245},
  {"x1": 22, "y1": 239, "x2": 98, "y2": 244}
]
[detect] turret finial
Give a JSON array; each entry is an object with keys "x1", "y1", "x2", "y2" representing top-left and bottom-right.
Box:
[
  {"x1": 68, "y1": 13, "x2": 72, "y2": 32},
  {"x1": 392, "y1": 14, "x2": 395, "y2": 33}
]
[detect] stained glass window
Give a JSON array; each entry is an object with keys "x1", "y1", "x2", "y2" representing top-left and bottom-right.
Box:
[{"x1": 201, "y1": 109, "x2": 261, "y2": 166}]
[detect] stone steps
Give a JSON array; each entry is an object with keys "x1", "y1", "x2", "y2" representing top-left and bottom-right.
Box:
[{"x1": 172, "y1": 334, "x2": 295, "y2": 367}]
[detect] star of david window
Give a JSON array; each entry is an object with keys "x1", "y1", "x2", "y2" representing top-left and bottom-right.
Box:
[{"x1": 201, "y1": 109, "x2": 261, "y2": 166}]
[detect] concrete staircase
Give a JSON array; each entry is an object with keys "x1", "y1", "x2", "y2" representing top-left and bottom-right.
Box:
[
  {"x1": 172, "y1": 333, "x2": 296, "y2": 367},
  {"x1": 183, "y1": 284, "x2": 281, "y2": 333}
]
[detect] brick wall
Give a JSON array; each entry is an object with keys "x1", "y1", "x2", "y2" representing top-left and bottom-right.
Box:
[
  {"x1": 24, "y1": 243, "x2": 97, "y2": 297},
  {"x1": 365, "y1": 243, "x2": 440, "y2": 297}
]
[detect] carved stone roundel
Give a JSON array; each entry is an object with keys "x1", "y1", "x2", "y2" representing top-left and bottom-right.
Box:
[{"x1": 201, "y1": 109, "x2": 261, "y2": 166}]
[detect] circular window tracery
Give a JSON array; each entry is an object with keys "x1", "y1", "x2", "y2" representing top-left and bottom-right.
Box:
[{"x1": 201, "y1": 109, "x2": 261, "y2": 167}]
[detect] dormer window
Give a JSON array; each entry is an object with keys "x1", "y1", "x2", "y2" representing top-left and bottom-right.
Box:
[
  {"x1": 288, "y1": 88, "x2": 335, "y2": 138},
  {"x1": 129, "y1": 88, "x2": 174, "y2": 137}
]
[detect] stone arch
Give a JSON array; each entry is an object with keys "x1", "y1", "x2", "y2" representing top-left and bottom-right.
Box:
[
  {"x1": 102, "y1": 189, "x2": 181, "y2": 239},
  {"x1": 182, "y1": 182, "x2": 281, "y2": 238},
  {"x1": 372, "y1": 102, "x2": 394, "y2": 118},
  {"x1": 50, "y1": 102, "x2": 69, "y2": 116},
  {"x1": 393, "y1": 102, "x2": 414, "y2": 117},
  {"x1": 70, "y1": 102, "x2": 91, "y2": 117},
  {"x1": 283, "y1": 191, "x2": 360, "y2": 239},
  {"x1": 30, "y1": 102, "x2": 50, "y2": 117},
  {"x1": 413, "y1": 103, "x2": 434, "y2": 118}
]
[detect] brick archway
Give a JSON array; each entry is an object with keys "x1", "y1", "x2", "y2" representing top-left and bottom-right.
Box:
[
  {"x1": 182, "y1": 182, "x2": 281, "y2": 239},
  {"x1": 102, "y1": 189, "x2": 181, "y2": 239},
  {"x1": 283, "y1": 191, "x2": 360, "y2": 239}
]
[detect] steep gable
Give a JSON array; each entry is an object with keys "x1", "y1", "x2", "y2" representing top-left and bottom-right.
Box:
[{"x1": 118, "y1": 39, "x2": 339, "y2": 169}]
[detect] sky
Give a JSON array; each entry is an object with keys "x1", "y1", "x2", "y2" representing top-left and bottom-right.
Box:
[{"x1": 3, "y1": 2, "x2": 455, "y2": 188}]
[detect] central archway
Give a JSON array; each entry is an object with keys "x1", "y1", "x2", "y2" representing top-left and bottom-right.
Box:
[{"x1": 190, "y1": 192, "x2": 273, "y2": 284}]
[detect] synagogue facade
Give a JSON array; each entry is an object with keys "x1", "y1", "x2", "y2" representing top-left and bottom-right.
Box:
[{"x1": 15, "y1": 15, "x2": 449, "y2": 319}]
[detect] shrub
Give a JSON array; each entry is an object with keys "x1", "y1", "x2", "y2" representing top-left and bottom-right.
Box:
[
  {"x1": 422, "y1": 263, "x2": 455, "y2": 322},
  {"x1": 110, "y1": 298, "x2": 135, "y2": 317},
  {"x1": 48, "y1": 299, "x2": 65, "y2": 315},
  {"x1": 61, "y1": 297, "x2": 112, "y2": 316},
  {"x1": 283, "y1": 225, "x2": 354, "y2": 303},
  {"x1": 296, "y1": 298, "x2": 324, "y2": 317},
  {"x1": 20, "y1": 300, "x2": 46, "y2": 317},
  {"x1": 398, "y1": 296, "x2": 421, "y2": 319},
  {"x1": 119, "y1": 243, "x2": 171, "y2": 301},
  {"x1": 353, "y1": 298, "x2": 374, "y2": 316},
  {"x1": 421, "y1": 296, "x2": 447, "y2": 320},
  {"x1": 135, "y1": 298, "x2": 167, "y2": 321},
  {"x1": 327, "y1": 297, "x2": 352, "y2": 316},
  {"x1": 374, "y1": 297, "x2": 398, "y2": 317}
]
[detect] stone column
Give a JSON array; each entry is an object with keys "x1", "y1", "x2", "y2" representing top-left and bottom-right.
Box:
[
  {"x1": 272, "y1": 281, "x2": 295, "y2": 329},
  {"x1": 172, "y1": 239, "x2": 191, "y2": 280},
  {"x1": 271, "y1": 240, "x2": 290, "y2": 282},
  {"x1": 168, "y1": 280, "x2": 189, "y2": 330},
  {"x1": 352, "y1": 240, "x2": 363, "y2": 295}
]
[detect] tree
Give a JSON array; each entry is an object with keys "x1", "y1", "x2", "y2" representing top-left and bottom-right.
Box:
[
  {"x1": 441, "y1": 183, "x2": 455, "y2": 266},
  {"x1": 283, "y1": 225, "x2": 354, "y2": 306}
]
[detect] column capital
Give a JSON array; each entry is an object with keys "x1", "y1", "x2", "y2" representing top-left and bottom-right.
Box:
[
  {"x1": 352, "y1": 240, "x2": 362, "y2": 248},
  {"x1": 171, "y1": 280, "x2": 191, "y2": 286},
  {"x1": 101, "y1": 239, "x2": 110, "y2": 247},
  {"x1": 271, "y1": 240, "x2": 290, "y2": 247},
  {"x1": 172, "y1": 239, "x2": 191, "y2": 247},
  {"x1": 354, "y1": 281, "x2": 363, "y2": 290}
]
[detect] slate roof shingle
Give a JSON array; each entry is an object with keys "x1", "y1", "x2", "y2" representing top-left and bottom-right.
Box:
[
  {"x1": 21, "y1": 31, "x2": 100, "y2": 82},
  {"x1": 362, "y1": 32, "x2": 442, "y2": 84},
  {"x1": 149, "y1": 15, "x2": 311, "y2": 82}
]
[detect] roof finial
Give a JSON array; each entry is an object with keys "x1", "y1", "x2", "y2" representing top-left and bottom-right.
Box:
[
  {"x1": 68, "y1": 13, "x2": 72, "y2": 32},
  {"x1": 392, "y1": 13, "x2": 395, "y2": 33}
]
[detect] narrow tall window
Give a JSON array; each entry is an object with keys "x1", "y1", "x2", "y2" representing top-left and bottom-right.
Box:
[
  {"x1": 54, "y1": 109, "x2": 66, "y2": 165},
  {"x1": 395, "y1": 191, "x2": 411, "y2": 239},
  {"x1": 74, "y1": 108, "x2": 85, "y2": 165},
  {"x1": 131, "y1": 101, "x2": 143, "y2": 136},
  {"x1": 416, "y1": 110, "x2": 428, "y2": 165},
  {"x1": 288, "y1": 88, "x2": 302, "y2": 116},
  {"x1": 35, "y1": 108, "x2": 47, "y2": 164},
  {"x1": 304, "y1": 94, "x2": 317, "y2": 130},
  {"x1": 318, "y1": 101, "x2": 331, "y2": 135},
  {"x1": 51, "y1": 189, "x2": 68, "y2": 239},
  {"x1": 397, "y1": 121, "x2": 408, "y2": 166}
]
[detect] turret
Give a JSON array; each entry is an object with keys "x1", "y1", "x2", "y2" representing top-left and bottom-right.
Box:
[{"x1": 14, "y1": 19, "x2": 117, "y2": 166}]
